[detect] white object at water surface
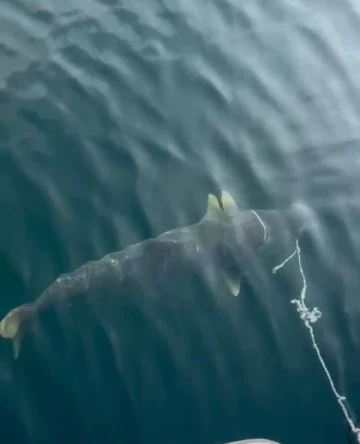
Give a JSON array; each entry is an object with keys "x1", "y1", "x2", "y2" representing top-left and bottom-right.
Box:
[{"x1": 224, "y1": 439, "x2": 281, "y2": 444}]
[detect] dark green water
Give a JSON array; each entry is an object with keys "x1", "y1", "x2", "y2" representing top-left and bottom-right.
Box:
[{"x1": 1, "y1": 1, "x2": 360, "y2": 443}]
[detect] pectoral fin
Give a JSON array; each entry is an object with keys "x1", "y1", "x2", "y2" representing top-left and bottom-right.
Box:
[
  {"x1": 12, "y1": 331, "x2": 23, "y2": 359},
  {"x1": 223, "y1": 269, "x2": 241, "y2": 296}
]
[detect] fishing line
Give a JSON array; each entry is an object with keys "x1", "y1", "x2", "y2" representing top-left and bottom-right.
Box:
[
  {"x1": 251, "y1": 210, "x2": 267, "y2": 243},
  {"x1": 272, "y1": 239, "x2": 360, "y2": 443}
]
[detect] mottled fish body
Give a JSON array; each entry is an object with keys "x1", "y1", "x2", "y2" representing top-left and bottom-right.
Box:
[{"x1": 0, "y1": 191, "x2": 307, "y2": 358}]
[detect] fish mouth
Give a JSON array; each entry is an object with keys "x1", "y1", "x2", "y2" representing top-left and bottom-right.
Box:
[{"x1": 289, "y1": 201, "x2": 311, "y2": 236}]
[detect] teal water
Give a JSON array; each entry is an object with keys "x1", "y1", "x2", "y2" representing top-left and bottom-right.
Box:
[{"x1": 1, "y1": 0, "x2": 360, "y2": 443}]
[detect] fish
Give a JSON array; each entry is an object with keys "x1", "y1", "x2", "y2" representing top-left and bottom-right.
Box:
[{"x1": 0, "y1": 191, "x2": 308, "y2": 358}]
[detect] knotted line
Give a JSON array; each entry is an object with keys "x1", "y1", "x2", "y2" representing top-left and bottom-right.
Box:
[{"x1": 272, "y1": 239, "x2": 360, "y2": 443}]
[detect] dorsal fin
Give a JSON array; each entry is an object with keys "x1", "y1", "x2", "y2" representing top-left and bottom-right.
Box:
[
  {"x1": 221, "y1": 191, "x2": 239, "y2": 214},
  {"x1": 202, "y1": 193, "x2": 221, "y2": 220}
]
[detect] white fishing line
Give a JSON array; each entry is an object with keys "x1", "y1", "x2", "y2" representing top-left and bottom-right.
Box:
[
  {"x1": 271, "y1": 248, "x2": 297, "y2": 274},
  {"x1": 272, "y1": 239, "x2": 360, "y2": 443},
  {"x1": 251, "y1": 210, "x2": 267, "y2": 243}
]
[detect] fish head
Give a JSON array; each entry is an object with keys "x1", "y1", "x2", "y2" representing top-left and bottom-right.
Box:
[
  {"x1": 255, "y1": 200, "x2": 312, "y2": 248},
  {"x1": 286, "y1": 200, "x2": 312, "y2": 236},
  {"x1": 245, "y1": 200, "x2": 313, "y2": 272},
  {"x1": 201, "y1": 191, "x2": 311, "y2": 296}
]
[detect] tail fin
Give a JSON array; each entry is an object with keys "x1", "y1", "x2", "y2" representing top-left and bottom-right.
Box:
[{"x1": 0, "y1": 303, "x2": 37, "y2": 359}]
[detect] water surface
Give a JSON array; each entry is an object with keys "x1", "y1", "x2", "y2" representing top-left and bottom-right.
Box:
[{"x1": 1, "y1": 1, "x2": 360, "y2": 443}]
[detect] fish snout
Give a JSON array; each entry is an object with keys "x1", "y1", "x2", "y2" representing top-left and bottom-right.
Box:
[{"x1": 288, "y1": 201, "x2": 312, "y2": 236}]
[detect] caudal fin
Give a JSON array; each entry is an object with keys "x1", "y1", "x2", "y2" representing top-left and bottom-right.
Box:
[{"x1": 0, "y1": 303, "x2": 37, "y2": 359}]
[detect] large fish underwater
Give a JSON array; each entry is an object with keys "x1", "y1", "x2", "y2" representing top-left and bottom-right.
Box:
[{"x1": 0, "y1": 191, "x2": 309, "y2": 359}]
